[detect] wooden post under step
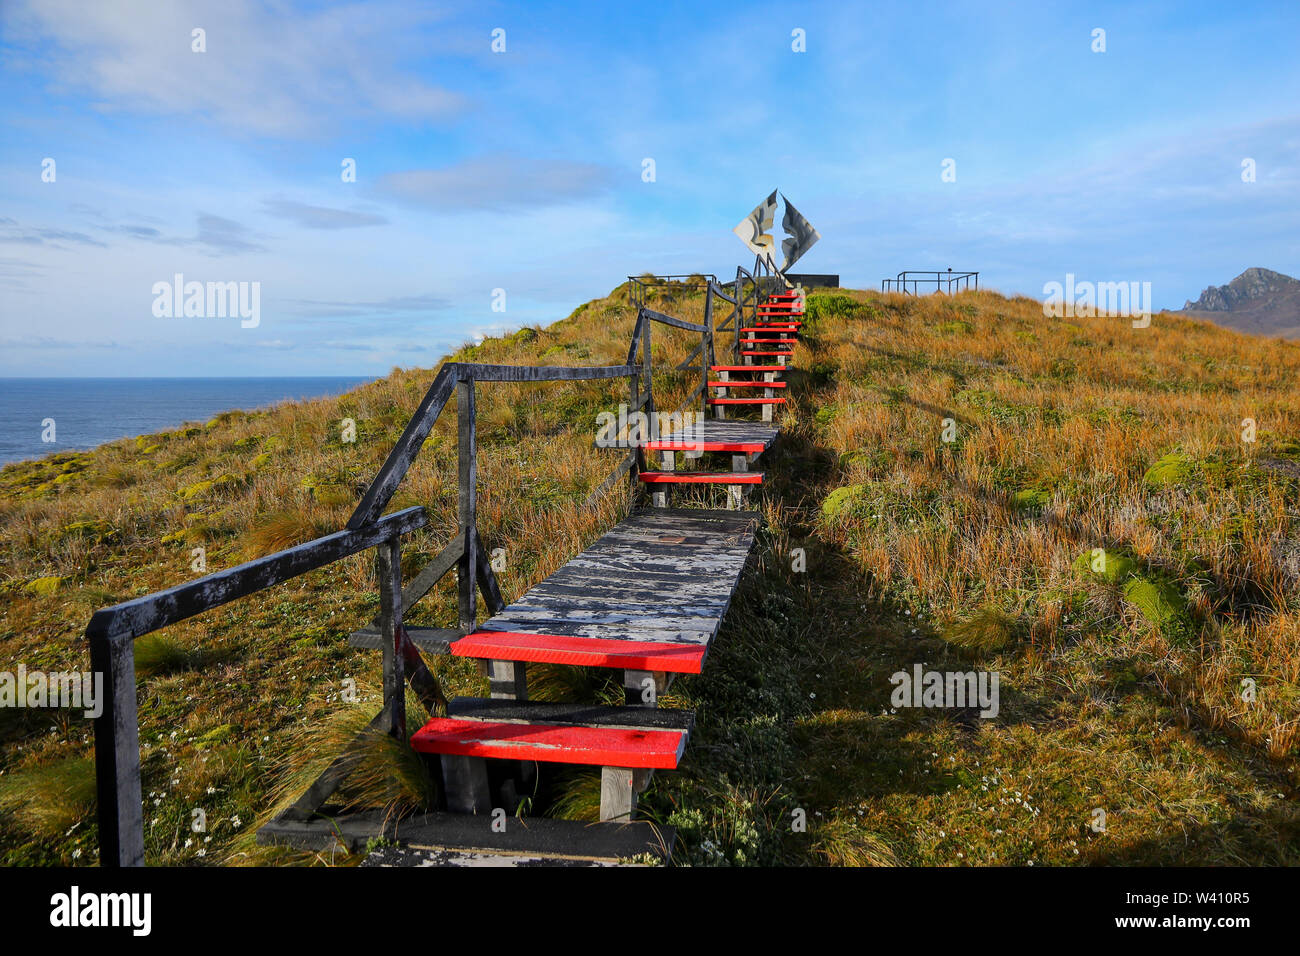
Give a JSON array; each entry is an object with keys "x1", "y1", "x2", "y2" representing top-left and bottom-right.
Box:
[
  {"x1": 600, "y1": 767, "x2": 655, "y2": 823},
  {"x1": 715, "y1": 369, "x2": 728, "y2": 420},
  {"x1": 652, "y1": 450, "x2": 673, "y2": 508},
  {"x1": 728, "y1": 453, "x2": 749, "y2": 509},
  {"x1": 442, "y1": 755, "x2": 492, "y2": 814},
  {"x1": 486, "y1": 660, "x2": 527, "y2": 699},
  {"x1": 624, "y1": 669, "x2": 669, "y2": 707}
]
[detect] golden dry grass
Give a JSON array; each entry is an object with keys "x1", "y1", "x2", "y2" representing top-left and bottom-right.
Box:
[{"x1": 1, "y1": 279, "x2": 1296, "y2": 866}]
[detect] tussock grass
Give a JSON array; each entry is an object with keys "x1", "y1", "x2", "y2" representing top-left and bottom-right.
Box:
[
  {"x1": 942, "y1": 606, "x2": 1019, "y2": 652},
  {"x1": 0, "y1": 758, "x2": 96, "y2": 838},
  {"x1": 547, "y1": 770, "x2": 602, "y2": 822}
]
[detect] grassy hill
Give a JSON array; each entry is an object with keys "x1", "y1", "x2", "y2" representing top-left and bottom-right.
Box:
[{"x1": 2, "y1": 282, "x2": 1298, "y2": 866}]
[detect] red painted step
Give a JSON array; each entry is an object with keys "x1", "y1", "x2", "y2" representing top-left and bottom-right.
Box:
[
  {"x1": 707, "y1": 397, "x2": 786, "y2": 405},
  {"x1": 638, "y1": 470, "x2": 764, "y2": 484},
  {"x1": 642, "y1": 437, "x2": 767, "y2": 453},
  {"x1": 451, "y1": 631, "x2": 706, "y2": 673},
  {"x1": 741, "y1": 350, "x2": 793, "y2": 356},
  {"x1": 739, "y1": 339, "x2": 794, "y2": 346},
  {"x1": 411, "y1": 717, "x2": 687, "y2": 769},
  {"x1": 708, "y1": 380, "x2": 786, "y2": 388},
  {"x1": 710, "y1": 364, "x2": 786, "y2": 372}
]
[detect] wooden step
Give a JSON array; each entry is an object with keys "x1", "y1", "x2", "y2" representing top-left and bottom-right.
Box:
[
  {"x1": 262, "y1": 808, "x2": 675, "y2": 862},
  {"x1": 707, "y1": 397, "x2": 786, "y2": 405},
  {"x1": 642, "y1": 437, "x2": 767, "y2": 452},
  {"x1": 638, "y1": 470, "x2": 764, "y2": 483},
  {"x1": 708, "y1": 380, "x2": 786, "y2": 388},
  {"x1": 452, "y1": 630, "x2": 707, "y2": 673},
  {"x1": 362, "y1": 846, "x2": 645, "y2": 867},
  {"x1": 447, "y1": 696, "x2": 695, "y2": 733},
  {"x1": 411, "y1": 717, "x2": 688, "y2": 769},
  {"x1": 710, "y1": 364, "x2": 786, "y2": 372},
  {"x1": 741, "y1": 350, "x2": 793, "y2": 356}
]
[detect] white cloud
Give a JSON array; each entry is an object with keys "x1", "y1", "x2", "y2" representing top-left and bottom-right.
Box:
[
  {"x1": 379, "y1": 155, "x2": 617, "y2": 211},
  {"x1": 9, "y1": 0, "x2": 464, "y2": 136}
]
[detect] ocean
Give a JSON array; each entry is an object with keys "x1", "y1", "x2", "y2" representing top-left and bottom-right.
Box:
[{"x1": 0, "y1": 377, "x2": 372, "y2": 467}]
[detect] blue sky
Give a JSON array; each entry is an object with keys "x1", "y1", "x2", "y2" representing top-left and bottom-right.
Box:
[{"x1": 1, "y1": 0, "x2": 1297, "y2": 376}]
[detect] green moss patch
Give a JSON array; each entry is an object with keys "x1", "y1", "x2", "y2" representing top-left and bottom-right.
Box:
[
  {"x1": 822, "y1": 484, "x2": 866, "y2": 520},
  {"x1": 1143, "y1": 452, "x2": 1193, "y2": 489}
]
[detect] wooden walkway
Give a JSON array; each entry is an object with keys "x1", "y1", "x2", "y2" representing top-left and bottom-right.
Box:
[
  {"x1": 397, "y1": 286, "x2": 802, "y2": 860},
  {"x1": 449, "y1": 507, "x2": 761, "y2": 673},
  {"x1": 85, "y1": 268, "x2": 803, "y2": 867}
]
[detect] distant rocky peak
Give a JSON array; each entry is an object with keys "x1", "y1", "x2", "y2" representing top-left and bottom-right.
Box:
[{"x1": 1184, "y1": 268, "x2": 1300, "y2": 311}]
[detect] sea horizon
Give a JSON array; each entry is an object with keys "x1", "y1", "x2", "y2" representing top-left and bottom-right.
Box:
[{"x1": 0, "y1": 376, "x2": 374, "y2": 467}]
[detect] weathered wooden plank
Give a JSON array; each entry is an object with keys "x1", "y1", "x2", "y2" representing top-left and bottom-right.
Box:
[
  {"x1": 708, "y1": 281, "x2": 738, "y2": 306},
  {"x1": 567, "y1": 539, "x2": 756, "y2": 567},
  {"x1": 475, "y1": 618, "x2": 714, "y2": 645},
  {"x1": 640, "y1": 306, "x2": 706, "y2": 333},
  {"x1": 474, "y1": 528, "x2": 507, "y2": 615},
  {"x1": 283, "y1": 707, "x2": 390, "y2": 820},
  {"x1": 91, "y1": 631, "x2": 144, "y2": 867},
  {"x1": 583, "y1": 530, "x2": 754, "y2": 553},
  {"x1": 534, "y1": 570, "x2": 738, "y2": 599},
  {"x1": 376, "y1": 537, "x2": 405, "y2": 738},
  {"x1": 458, "y1": 379, "x2": 477, "y2": 631},
  {"x1": 348, "y1": 625, "x2": 460, "y2": 652},
  {"x1": 583, "y1": 447, "x2": 637, "y2": 509},
  {"x1": 675, "y1": 339, "x2": 705, "y2": 370},
  {"x1": 453, "y1": 362, "x2": 639, "y2": 382},
  {"x1": 361, "y1": 846, "x2": 631, "y2": 867},
  {"x1": 513, "y1": 593, "x2": 728, "y2": 616},
  {"x1": 85, "y1": 506, "x2": 428, "y2": 642},
  {"x1": 490, "y1": 605, "x2": 727, "y2": 632},
  {"x1": 348, "y1": 367, "x2": 456, "y2": 528},
  {"x1": 397, "y1": 536, "x2": 464, "y2": 613},
  {"x1": 259, "y1": 809, "x2": 677, "y2": 860},
  {"x1": 595, "y1": 527, "x2": 754, "y2": 549},
  {"x1": 485, "y1": 659, "x2": 527, "y2": 700},
  {"x1": 524, "y1": 581, "x2": 734, "y2": 607},
  {"x1": 564, "y1": 554, "x2": 747, "y2": 578},
  {"x1": 441, "y1": 755, "x2": 492, "y2": 814},
  {"x1": 601, "y1": 767, "x2": 638, "y2": 823}
]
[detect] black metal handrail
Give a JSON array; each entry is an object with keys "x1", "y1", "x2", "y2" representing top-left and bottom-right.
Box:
[{"x1": 881, "y1": 270, "x2": 979, "y2": 295}]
